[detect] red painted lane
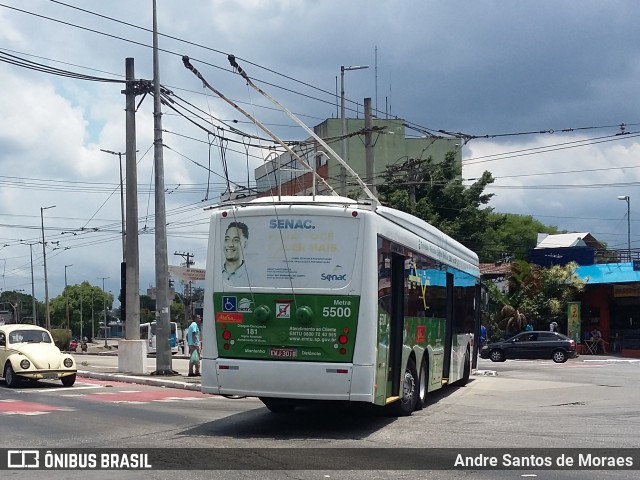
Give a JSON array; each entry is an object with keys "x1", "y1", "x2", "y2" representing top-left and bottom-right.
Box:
[
  {"x1": 75, "y1": 377, "x2": 129, "y2": 386},
  {"x1": 0, "y1": 399, "x2": 72, "y2": 415}
]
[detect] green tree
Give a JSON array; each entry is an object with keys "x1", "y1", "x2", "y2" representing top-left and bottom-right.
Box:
[
  {"x1": 378, "y1": 152, "x2": 503, "y2": 257},
  {"x1": 480, "y1": 213, "x2": 559, "y2": 263},
  {"x1": 0, "y1": 290, "x2": 40, "y2": 324},
  {"x1": 519, "y1": 262, "x2": 585, "y2": 332},
  {"x1": 50, "y1": 282, "x2": 112, "y2": 337},
  {"x1": 140, "y1": 294, "x2": 156, "y2": 323},
  {"x1": 485, "y1": 261, "x2": 585, "y2": 338}
]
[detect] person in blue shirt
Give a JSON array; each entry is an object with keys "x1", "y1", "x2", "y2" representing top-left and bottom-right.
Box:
[
  {"x1": 525, "y1": 322, "x2": 534, "y2": 331},
  {"x1": 480, "y1": 323, "x2": 487, "y2": 347},
  {"x1": 186, "y1": 314, "x2": 202, "y2": 377}
]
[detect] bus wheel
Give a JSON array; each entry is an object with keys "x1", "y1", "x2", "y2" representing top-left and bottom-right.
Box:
[
  {"x1": 415, "y1": 357, "x2": 428, "y2": 410},
  {"x1": 457, "y1": 349, "x2": 471, "y2": 386},
  {"x1": 388, "y1": 359, "x2": 418, "y2": 416},
  {"x1": 260, "y1": 397, "x2": 296, "y2": 414}
]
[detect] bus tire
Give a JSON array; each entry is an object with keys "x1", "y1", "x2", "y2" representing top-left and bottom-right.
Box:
[
  {"x1": 415, "y1": 356, "x2": 428, "y2": 410},
  {"x1": 260, "y1": 397, "x2": 296, "y2": 414},
  {"x1": 388, "y1": 358, "x2": 418, "y2": 416},
  {"x1": 457, "y1": 349, "x2": 471, "y2": 386}
]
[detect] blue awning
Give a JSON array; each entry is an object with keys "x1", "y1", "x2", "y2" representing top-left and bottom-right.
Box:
[{"x1": 576, "y1": 263, "x2": 640, "y2": 284}]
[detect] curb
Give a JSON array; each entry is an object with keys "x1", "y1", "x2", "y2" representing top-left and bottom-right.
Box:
[{"x1": 77, "y1": 370, "x2": 202, "y2": 392}]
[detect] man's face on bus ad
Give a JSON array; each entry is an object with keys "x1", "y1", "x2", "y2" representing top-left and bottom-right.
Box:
[{"x1": 224, "y1": 226, "x2": 247, "y2": 262}]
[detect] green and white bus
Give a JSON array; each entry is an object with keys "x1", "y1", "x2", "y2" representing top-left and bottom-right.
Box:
[{"x1": 201, "y1": 196, "x2": 480, "y2": 415}]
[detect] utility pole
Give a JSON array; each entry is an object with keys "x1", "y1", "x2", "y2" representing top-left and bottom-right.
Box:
[
  {"x1": 174, "y1": 251, "x2": 194, "y2": 323},
  {"x1": 124, "y1": 57, "x2": 141, "y2": 339},
  {"x1": 364, "y1": 97, "x2": 376, "y2": 197},
  {"x1": 152, "y1": 0, "x2": 175, "y2": 375}
]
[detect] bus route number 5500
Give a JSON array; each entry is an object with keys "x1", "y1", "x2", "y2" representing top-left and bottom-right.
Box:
[{"x1": 322, "y1": 307, "x2": 351, "y2": 318}]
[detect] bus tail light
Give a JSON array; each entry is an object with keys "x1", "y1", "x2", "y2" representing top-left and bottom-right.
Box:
[
  {"x1": 338, "y1": 335, "x2": 349, "y2": 344},
  {"x1": 222, "y1": 330, "x2": 232, "y2": 340}
]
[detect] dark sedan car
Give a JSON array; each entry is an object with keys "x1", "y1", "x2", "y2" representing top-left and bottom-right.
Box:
[{"x1": 479, "y1": 331, "x2": 577, "y2": 363}]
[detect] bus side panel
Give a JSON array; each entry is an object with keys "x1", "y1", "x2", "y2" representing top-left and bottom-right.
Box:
[
  {"x1": 449, "y1": 334, "x2": 470, "y2": 382},
  {"x1": 204, "y1": 359, "x2": 374, "y2": 402},
  {"x1": 447, "y1": 281, "x2": 476, "y2": 382}
]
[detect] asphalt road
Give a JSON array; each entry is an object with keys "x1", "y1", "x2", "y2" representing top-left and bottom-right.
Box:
[{"x1": 1, "y1": 355, "x2": 639, "y2": 480}]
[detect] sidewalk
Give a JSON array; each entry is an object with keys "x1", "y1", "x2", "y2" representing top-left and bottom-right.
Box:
[{"x1": 71, "y1": 340, "x2": 203, "y2": 392}]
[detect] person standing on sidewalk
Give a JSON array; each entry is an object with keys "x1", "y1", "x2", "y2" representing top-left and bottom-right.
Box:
[{"x1": 187, "y1": 314, "x2": 202, "y2": 377}]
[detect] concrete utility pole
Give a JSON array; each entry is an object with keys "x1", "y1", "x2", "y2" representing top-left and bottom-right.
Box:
[
  {"x1": 152, "y1": 0, "x2": 175, "y2": 375},
  {"x1": 125, "y1": 57, "x2": 140, "y2": 336},
  {"x1": 116, "y1": 56, "x2": 145, "y2": 375}
]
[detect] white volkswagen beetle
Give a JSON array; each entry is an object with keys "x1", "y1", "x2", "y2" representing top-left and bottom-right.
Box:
[{"x1": 0, "y1": 324, "x2": 77, "y2": 387}]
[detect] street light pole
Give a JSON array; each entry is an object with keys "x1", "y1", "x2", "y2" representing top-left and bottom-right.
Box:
[
  {"x1": 65, "y1": 264, "x2": 73, "y2": 330},
  {"x1": 91, "y1": 291, "x2": 94, "y2": 341},
  {"x1": 340, "y1": 65, "x2": 369, "y2": 196},
  {"x1": 99, "y1": 276, "x2": 110, "y2": 347},
  {"x1": 100, "y1": 148, "x2": 128, "y2": 327},
  {"x1": 99, "y1": 149, "x2": 126, "y2": 259},
  {"x1": 29, "y1": 243, "x2": 37, "y2": 325},
  {"x1": 80, "y1": 294, "x2": 83, "y2": 341},
  {"x1": 40, "y1": 205, "x2": 55, "y2": 331},
  {"x1": 618, "y1": 195, "x2": 631, "y2": 261}
]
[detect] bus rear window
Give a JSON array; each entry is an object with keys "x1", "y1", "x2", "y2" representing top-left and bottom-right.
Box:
[{"x1": 220, "y1": 215, "x2": 360, "y2": 289}]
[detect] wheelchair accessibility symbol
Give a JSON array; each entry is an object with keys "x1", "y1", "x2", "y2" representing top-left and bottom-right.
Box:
[{"x1": 222, "y1": 296, "x2": 237, "y2": 312}]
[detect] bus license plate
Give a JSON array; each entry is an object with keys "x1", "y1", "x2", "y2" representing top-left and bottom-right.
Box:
[{"x1": 269, "y1": 348, "x2": 297, "y2": 358}]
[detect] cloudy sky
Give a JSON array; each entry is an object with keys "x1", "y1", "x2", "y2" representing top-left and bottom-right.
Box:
[{"x1": 1, "y1": 0, "x2": 640, "y2": 307}]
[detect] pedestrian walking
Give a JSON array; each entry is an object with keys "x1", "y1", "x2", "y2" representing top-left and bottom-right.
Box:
[{"x1": 187, "y1": 314, "x2": 202, "y2": 377}]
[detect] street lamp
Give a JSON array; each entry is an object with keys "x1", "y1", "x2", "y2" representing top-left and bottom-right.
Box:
[
  {"x1": 65, "y1": 264, "x2": 73, "y2": 329},
  {"x1": 28, "y1": 243, "x2": 37, "y2": 325},
  {"x1": 100, "y1": 148, "x2": 131, "y2": 326},
  {"x1": 100, "y1": 149, "x2": 126, "y2": 260},
  {"x1": 40, "y1": 205, "x2": 56, "y2": 331},
  {"x1": 340, "y1": 64, "x2": 369, "y2": 195},
  {"x1": 99, "y1": 276, "x2": 110, "y2": 347},
  {"x1": 618, "y1": 195, "x2": 631, "y2": 261}
]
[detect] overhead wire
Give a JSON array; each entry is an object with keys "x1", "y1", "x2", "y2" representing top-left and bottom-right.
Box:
[{"x1": 1, "y1": 1, "x2": 639, "y2": 273}]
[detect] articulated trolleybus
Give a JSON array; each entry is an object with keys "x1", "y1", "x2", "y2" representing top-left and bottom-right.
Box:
[{"x1": 201, "y1": 196, "x2": 480, "y2": 415}]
